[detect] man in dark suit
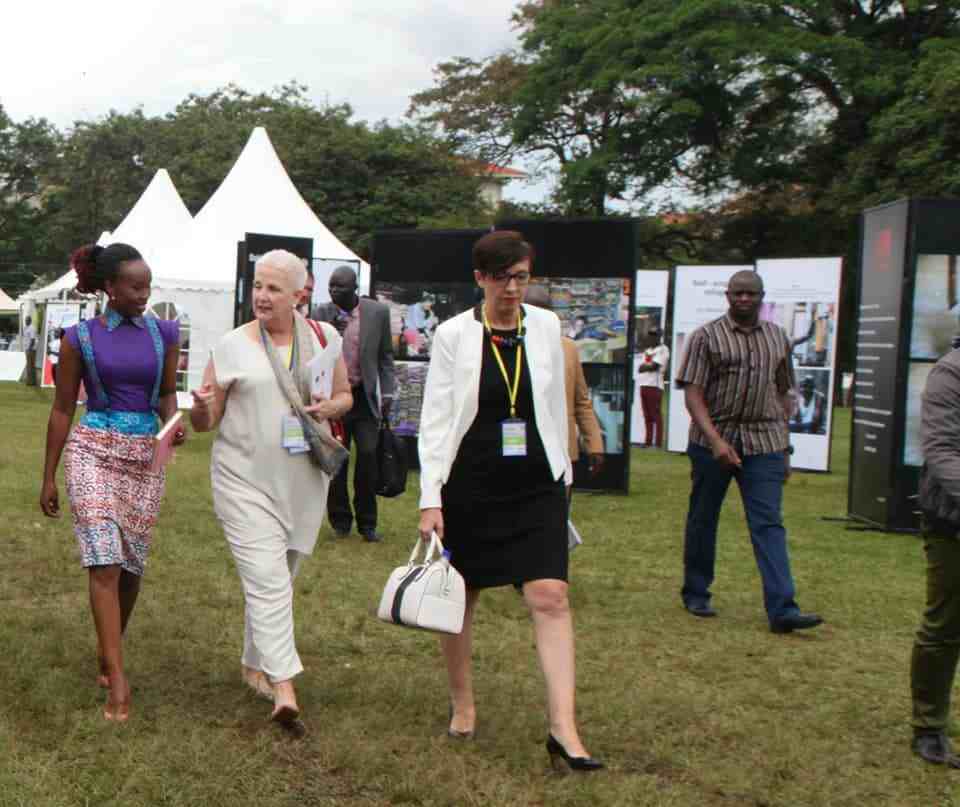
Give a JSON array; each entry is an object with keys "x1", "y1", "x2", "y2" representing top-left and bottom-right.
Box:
[{"x1": 312, "y1": 265, "x2": 395, "y2": 542}]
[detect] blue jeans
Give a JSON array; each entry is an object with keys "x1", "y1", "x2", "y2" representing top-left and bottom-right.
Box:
[{"x1": 682, "y1": 442, "x2": 799, "y2": 623}]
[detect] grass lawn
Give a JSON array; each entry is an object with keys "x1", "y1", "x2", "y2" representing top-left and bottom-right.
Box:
[{"x1": 0, "y1": 383, "x2": 955, "y2": 806}]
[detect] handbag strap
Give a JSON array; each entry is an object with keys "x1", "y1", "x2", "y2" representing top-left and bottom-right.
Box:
[
  {"x1": 408, "y1": 532, "x2": 444, "y2": 565},
  {"x1": 306, "y1": 317, "x2": 328, "y2": 349}
]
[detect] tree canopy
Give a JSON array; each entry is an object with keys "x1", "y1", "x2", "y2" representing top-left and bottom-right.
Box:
[
  {"x1": 0, "y1": 83, "x2": 489, "y2": 295},
  {"x1": 411, "y1": 0, "x2": 960, "y2": 222}
]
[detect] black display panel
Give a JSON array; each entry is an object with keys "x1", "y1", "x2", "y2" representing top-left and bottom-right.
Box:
[
  {"x1": 848, "y1": 201, "x2": 909, "y2": 527},
  {"x1": 849, "y1": 199, "x2": 960, "y2": 531},
  {"x1": 234, "y1": 233, "x2": 313, "y2": 326},
  {"x1": 371, "y1": 222, "x2": 637, "y2": 493},
  {"x1": 496, "y1": 220, "x2": 636, "y2": 493}
]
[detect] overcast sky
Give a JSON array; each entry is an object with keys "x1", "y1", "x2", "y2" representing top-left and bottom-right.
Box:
[{"x1": 2, "y1": 0, "x2": 554, "y2": 203}]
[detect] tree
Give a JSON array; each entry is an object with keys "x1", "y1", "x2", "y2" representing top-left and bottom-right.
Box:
[
  {"x1": 411, "y1": 0, "x2": 960, "y2": 219},
  {"x1": 0, "y1": 105, "x2": 61, "y2": 260},
  {"x1": 0, "y1": 83, "x2": 489, "y2": 278},
  {"x1": 43, "y1": 109, "x2": 162, "y2": 259},
  {"x1": 147, "y1": 83, "x2": 490, "y2": 253},
  {"x1": 409, "y1": 50, "x2": 635, "y2": 216}
]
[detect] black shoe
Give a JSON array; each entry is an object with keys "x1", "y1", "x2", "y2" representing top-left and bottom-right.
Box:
[
  {"x1": 684, "y1": 602, "x2": 717, "y2": 618},
  {"x1": 546, "y1": 735, "x2": 604, "y2": 772},
  {"x1": 360, "y1": 528, "x2": 382, "y2": 543},
  {"x1": 913, "y1": 732, "x2": 960, "y2": 768},
  {"x1": 770, "y1": 612, "x2": 823, "y2": 634},
  {"x1": 331, "y1": 525, "x2": 350, "y2": 539}
]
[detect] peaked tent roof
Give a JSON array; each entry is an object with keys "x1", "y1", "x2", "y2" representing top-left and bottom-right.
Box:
[
  {"x1": 156, "y1": 127, "x2": 368, "y2": 289},
  {"x1": 25, "y1": 170, "x2": 194, "y2": 299},
  {"x1": 0, "y1": 288, "x2": 18, "y2": 313}
]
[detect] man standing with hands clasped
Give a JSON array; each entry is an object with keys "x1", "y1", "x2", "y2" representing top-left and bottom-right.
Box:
[
  {"x1": 312, "y1": 265, "x2": 395, "y2": 542},
  {"x1": 675, "y1": 270, "x2": 823, "y2": 633}
]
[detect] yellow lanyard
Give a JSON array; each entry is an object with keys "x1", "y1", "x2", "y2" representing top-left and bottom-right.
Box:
[{"x1": 482, "y1": 306, "x2": 523, "y2": 419}]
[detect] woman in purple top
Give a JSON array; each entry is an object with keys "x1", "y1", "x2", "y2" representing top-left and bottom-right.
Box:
[{"x1": 40, "y1": 242, "x2": 184, "y2": 722}]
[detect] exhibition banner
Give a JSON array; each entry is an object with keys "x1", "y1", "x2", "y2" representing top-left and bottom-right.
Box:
[
  {"x1": 904, "y1": 254, "x2": 959, "y2": 468},
  {"x1": 667, "y1": 266, "x2": 751, "y2": 454},
  {"x1": 756, "y1": 258, "x2": 842, "y2": 472},
  {"x1": 0, "y1": 352, "x2": 26, "y2": 382},
  {"x1": 666, "y1": 261, "x2": 841, "y2": 472},
  {"x1": 377, "y1": 276, "x2": 632, "y2": 454},
  {"x1": 41, "y1": 303, "x2": 81, "y2": 388},
  {"x1": 630, "y1": 270, "x2": 670, "y2": 445},
  {"x1": 372, "y1": 221, "x2": 637, "y2": 493}
]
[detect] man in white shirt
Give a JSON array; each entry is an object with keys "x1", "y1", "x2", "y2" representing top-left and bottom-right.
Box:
[
  {"x1": 22, "y1": 315, "x2": 38, "y2": 386},
  {"x1": 636, "y1": 327, "x2": 669, "y2": 448}
]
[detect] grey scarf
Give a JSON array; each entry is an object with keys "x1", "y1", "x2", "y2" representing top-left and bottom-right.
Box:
[{"x1": 259, "y1": 313, "x2": 349, "y2": 477}]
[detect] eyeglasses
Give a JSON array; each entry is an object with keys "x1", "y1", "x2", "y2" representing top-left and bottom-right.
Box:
[{"x1": 488, "y1": 271, "x2": 531, "y2": 286}]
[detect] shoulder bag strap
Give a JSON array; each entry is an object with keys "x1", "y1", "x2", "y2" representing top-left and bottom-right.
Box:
[
  {"x1": 76, "y1": 320, "x2": 110, "y2": 409},
  {"x1": 306, "y1": 318, "x2": 328, "y2": 348},
  {"x1": 144, "y1": 316, "x2": 166, "y2": 411}
]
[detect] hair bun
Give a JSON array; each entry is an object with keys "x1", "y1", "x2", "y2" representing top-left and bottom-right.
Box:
[{"x1": 71, "y1": 244, "x2": 103, "y2": 293}]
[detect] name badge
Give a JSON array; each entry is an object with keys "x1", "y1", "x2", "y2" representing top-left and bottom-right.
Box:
[
  {"x1": 501, "y1": 418, "x2": 527, "y2": 457},
  {"x1": 281, "y1": 413, "x2": 310, "y2": 454}
]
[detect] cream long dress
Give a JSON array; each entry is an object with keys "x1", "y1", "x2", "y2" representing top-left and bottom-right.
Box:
[{"x1": 211, "y1": 321, "x2": 340, "y2": 682}]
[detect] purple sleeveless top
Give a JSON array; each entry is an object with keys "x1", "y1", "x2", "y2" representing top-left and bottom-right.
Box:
[{"x1": 65, "y1": 315, "x2": 179, "y2": 413}]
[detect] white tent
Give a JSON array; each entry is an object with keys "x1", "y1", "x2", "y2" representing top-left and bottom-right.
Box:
[
  {"x1": 20, "y1": 129, "x2": 369, "y2": 398},
  {"x1": 153, "y1": 126, "x2": 370, "y2": 393},
  {"x1": 165, "y1": 125, "x2": 369, "y2": 293},
  {"x1": 0, "y1": 288, "x2": 17, "y2": 314},
  {"x1": 19, "y1": 170, "x2": 203, "y2": 399},
  {"x1": 25, "y1": 171, "x2": 192, "y2": 300}
]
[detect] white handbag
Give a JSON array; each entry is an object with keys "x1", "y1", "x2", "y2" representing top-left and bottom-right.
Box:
[{"x1": 377, "y1": 532, "x2": 466, "y2": 634}]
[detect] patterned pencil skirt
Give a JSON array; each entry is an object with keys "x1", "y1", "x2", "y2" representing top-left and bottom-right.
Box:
[{"x1": 63, "y1": 424, "x2": 165, "y2": 576}]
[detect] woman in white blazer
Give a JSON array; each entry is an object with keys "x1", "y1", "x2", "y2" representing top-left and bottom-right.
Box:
[{"x1": 418, "y1": 231, "x2": 603, "y2": 772}]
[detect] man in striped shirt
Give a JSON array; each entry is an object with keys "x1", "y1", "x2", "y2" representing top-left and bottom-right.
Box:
[{"x1": 675, "y1": 270, "x2": 823, "y2": 633}]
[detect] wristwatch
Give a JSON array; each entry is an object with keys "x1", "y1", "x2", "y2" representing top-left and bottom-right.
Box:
[{"x1": 785, "y1": 445, "x2": 795, "y2": 455}]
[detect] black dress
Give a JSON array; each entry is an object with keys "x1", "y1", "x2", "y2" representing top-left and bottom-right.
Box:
[{"x1": 440, "y1": 308, "x2": 568, "y2": 589}]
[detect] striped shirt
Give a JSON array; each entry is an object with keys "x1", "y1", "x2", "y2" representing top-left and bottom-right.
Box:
[{"x1": 676, "y1": 313, "x2": 794, "y2": 456}]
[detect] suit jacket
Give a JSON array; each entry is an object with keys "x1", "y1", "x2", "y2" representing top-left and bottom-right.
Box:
[
  {"x1": 418, "y1": 304, "x2": 572, "y2": 510},
  {"x1": 311, "y1": 297, "x2": 395, "y2": 417},
  {"x1": 562, "y1": 337, "x2": 603, "y2": 461}
]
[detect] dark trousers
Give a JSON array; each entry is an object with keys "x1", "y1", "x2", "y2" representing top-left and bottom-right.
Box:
[
  {"x1": 682, "y1": 442, "x2": 799, "y2": 622},
  {"x1": 639, "y1": 386, "x2": 664, "y2": 446},
  {"x1": 327, "y1": 387, "x2": 379, "y2": 533},
  {"x1": 911, "y1": 521, "x2": 960, "y2": 735},
  {"x1": 24, "y1": 349, "x2": 37, "y2": 386}
]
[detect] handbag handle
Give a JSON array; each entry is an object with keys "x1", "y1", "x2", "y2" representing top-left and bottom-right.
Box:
[{"x1": 407, "y1": 532, "x2": 445, "y2": 566}]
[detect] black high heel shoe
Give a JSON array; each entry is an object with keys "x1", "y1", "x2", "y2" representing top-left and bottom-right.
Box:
[{"x1": 546, "y1": 734, "x2": 604, "y2": 772}]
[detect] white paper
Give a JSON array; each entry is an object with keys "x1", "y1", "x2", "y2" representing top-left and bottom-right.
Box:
[{"x1": 308, "y1": 341, "x2": 340, "y2": 400}]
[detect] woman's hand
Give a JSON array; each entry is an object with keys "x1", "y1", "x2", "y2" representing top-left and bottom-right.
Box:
[
  {"x1": 40, "y1": 479, "x2": 60, "y2": 518},
  {"x1": 191, "y1": 384, "x2": 215, "y2": 413},
  {"x1": 419, "y1": 507, "x2": 444, "y2": 541},
  {"x1": 305, "y1": 393, "x2": 340, "y2": 421},
  {"x1": 172, "y1": 425, "x2": 187, "y2": 446}
]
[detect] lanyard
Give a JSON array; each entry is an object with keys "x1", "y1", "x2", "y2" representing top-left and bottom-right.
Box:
[
  {"x1": 259, "y1": 323, "x2": 297, "y2": 370},
  {"x1": 482, "y1": 306, "x2": 523, "y2": 418}
]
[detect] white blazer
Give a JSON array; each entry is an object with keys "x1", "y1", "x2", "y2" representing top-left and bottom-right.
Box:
[{"x1": 418, "y1": 304, "x2": 572, "y2": 510}]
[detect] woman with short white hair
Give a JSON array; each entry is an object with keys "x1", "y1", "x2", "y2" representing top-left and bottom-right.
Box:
[{"x1": 190, "y1": 249, "x2": 352, "y2": 731}]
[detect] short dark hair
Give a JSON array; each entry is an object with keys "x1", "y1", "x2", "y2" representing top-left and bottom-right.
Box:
[
  {"x1": 472, "y1": 231, "x2": 534, "y2": 277},
  {"x1": 71, "y1": 243, "x2": 143, "y2": 294}
]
